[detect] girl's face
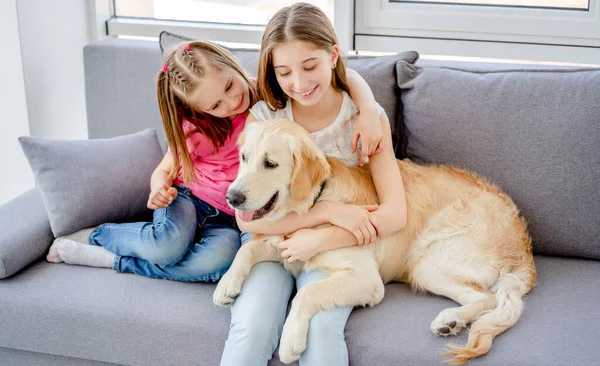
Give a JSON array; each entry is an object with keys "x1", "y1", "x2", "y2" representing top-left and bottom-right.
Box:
[
  {"x1": 187, "y1": 66, "x2": 250, "y2": 119},
  {"x1": 271, "y1": 40, "x2": 339, "y2": 107}
]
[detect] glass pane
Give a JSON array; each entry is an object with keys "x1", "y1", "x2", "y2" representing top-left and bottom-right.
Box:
[
  {"x1": 115, "y1": 0, "x2": 334, "y2": 25},
  {"x1": 390, "y1": 0, "x2": 588, "y2": 10}
]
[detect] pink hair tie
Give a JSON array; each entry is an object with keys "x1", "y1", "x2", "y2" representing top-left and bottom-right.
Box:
[
  {"x1": 184, "y1": 44, "x2": 191, "y2": 51},
  {"x1": 162, "y1": 64, "x2": 169, "y2": 72}
]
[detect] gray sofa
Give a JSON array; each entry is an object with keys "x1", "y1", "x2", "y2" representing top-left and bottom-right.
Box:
[{"x1": 1, "y1": 36, "x2": 599, "y2": 366}]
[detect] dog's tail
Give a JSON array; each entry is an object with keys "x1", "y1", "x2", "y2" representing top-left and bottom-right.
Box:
[{"x1": 445, "y1": 259, "x2": 536, "y2": 364}]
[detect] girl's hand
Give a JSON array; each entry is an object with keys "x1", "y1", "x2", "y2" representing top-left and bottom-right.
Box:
[
  {"x1": 353, "y1": 108, "x2": 383, "y2": 166},
  {"x1": 277, "y1": 229, "x2": 323, "y2": 263},
  {"x1": 147, "y1": 184, "x2": 178, "y2": 209},
  {"x1": 327, "y1": 202, "x2": 381, "y2": 245}
]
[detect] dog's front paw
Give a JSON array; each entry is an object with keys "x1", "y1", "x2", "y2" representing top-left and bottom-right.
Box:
[
  {"x1": 213, "y1": 272, "x2": 243, "y2": 307},
  {"x1": 278, "y1": 314, "x2": 309, "y2": 364}
]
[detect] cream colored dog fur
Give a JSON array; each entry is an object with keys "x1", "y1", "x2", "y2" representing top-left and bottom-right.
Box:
[{"x1": 213, "y1": 119, "x2": 536, "y2": 364}]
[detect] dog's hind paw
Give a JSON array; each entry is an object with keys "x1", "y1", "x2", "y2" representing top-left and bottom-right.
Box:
[
  {"x1": 430, "y1": 308, "x2": 467, "y2": 337},
  {"x1": 278, "y1": 317, "x2": 309, "y2": 364}
]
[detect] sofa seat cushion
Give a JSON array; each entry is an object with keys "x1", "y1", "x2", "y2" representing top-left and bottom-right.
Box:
[
  {"x1": 346, "y1": 255, "x2": 600, "y2": 365},
  {"x1": 0, "y1": 256, "x2": 598, "y2": 365}
]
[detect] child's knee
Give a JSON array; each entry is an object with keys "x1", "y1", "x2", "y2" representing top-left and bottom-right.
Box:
[
  {"x1": 146, "y1": 246, "x2": 187, "y2": 266},
  {"x1": 145, "y1": 230, "x2": 192, "y2": 266},
  {"x1": 211, "y1": 231, "x2": 242, "y2": 265},
  {"x1": 180, "y1": 230, "x2": 241, "y2": 279}
]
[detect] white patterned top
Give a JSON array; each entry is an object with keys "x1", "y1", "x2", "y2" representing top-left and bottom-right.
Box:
[{"x1": 250, "y1": 91, "x2": 384, "y2": 167}]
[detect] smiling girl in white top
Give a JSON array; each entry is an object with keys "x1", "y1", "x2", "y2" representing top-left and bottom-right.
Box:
[{"x1": 220, "y1": 3, "x2": 408, "y2": 366}]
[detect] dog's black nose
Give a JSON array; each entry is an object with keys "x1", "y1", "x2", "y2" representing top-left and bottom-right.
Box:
[{"x1": 226, "y1": 190, "x2": 246, "y2": 207}]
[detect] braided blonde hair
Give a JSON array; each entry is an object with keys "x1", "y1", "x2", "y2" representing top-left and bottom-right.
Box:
[{"x1": 157, "y1": 41, "x2": 257, "y2": 184}]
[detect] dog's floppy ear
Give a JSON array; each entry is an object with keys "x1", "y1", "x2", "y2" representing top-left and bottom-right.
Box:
[{"x1": 290, "y1": 138, "x2": 330, "y2": 202}]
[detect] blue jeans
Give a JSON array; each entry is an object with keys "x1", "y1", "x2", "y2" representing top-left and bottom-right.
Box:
[
  {"x1": 221, "y1": 234, "x2": 353, "y2": 366},
  {"x1": 89, "y1": 186, "x2": 241, "y2": 282}
]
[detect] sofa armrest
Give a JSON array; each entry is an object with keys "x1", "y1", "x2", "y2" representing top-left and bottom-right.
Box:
[{"x1": 0, "y1": 188, "x2": 53, "y2": 279}]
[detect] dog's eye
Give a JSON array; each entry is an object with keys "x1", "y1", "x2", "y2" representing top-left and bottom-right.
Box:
[
  {"x1": 241, "y1": 153, "x2": 246, "y2": 162},
  {"x1": 264, "y1": 160, "x2": 278, "y2": 169}
]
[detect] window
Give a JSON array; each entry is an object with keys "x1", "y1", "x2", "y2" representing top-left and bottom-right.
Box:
[
  {"x1": 114, "y1": 0, "x2": 334, "y2": 25},
  {"x1": 355, "y1": 0, "x2": 600, "y2": 64},
  {"x1": 390, "y1": 0, "x2": 589, "y2": 10},
  {"x1": 103, "y1": 0, "x2": 336, "y2": 47},
  {"x1": 93, "y1": 0, "x2": 600, "y2": 64}
]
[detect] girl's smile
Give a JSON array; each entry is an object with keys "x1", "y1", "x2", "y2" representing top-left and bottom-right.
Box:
[{"x1": 272, "y1": 40, "x2": 338, "y2": 108}]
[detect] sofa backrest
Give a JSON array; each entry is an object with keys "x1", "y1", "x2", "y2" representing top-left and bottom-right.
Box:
[
  {"x1": 84, "y1": 38, "x2": 166, "y2": 147},
  {"x1": 83, "y1": 37, "x2": 575, "y2": 150},
  {"x1": 396, "y1": 62, "x2": 600, "y2": 260}
]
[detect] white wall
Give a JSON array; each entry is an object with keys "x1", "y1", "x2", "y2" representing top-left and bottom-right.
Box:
[
  {"x1": 0, "y1": 1, "x2": 92, "y2": 205},
  {"x1": 17, "y1": 0, "x2": 91, "y2": 140},
  {"x1": 0, "y1": 0, "x2": 34, "y2": 205}
]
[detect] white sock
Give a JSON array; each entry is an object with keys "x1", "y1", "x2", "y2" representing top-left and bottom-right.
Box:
[
  {"x1": 47, "y1": 238, "x2": 115, "y2": 268},
  {"x1": 47, "y1": 226, "x2": 98, "y2": 263},
  {"x1": 63, "y1": 226, "x2": 98, "y2": 244}
]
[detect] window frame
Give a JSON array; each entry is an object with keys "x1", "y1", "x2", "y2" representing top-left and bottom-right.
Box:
[
  {"x1": 353, "y1": 0, "x2": 600, "y2": 63},
  {"x1": 356, "y1": 0, "x2": 600, "y2": 47},
  {"x1": 92, "y1": 0, "x2": 600, "y2": 64}
]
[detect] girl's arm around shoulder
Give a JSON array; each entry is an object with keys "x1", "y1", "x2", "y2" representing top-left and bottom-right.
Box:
[
  {"x1": 345, "y1": 68, "x2": 383, "y2": 165},
  {"x1": 368, "y1": 113, "x2": 408, "y2": 237}
]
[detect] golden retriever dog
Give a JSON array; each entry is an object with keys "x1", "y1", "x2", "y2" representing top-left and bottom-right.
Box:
[{"x1": 213, "y1": 118, "x2": 536, "y2": 364}]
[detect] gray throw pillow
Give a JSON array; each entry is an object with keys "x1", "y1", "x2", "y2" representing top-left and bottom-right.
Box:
[
  {"x1": 19, "y1": 129, "x2": 164, "y2": 237},
  {"x1": 347, "y1": 52, "x2": 418, "y2": 156},
  {"x1": 158, "y1": 31, "x2": 418, "y2": 157},
  {"x1": 397, "y1": 62, "x2": 600, "y2": 260}
]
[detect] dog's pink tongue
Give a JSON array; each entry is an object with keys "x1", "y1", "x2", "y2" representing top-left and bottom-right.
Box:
[{"x1": 238, "y1": 210, "x2": 255, "y2": 222}]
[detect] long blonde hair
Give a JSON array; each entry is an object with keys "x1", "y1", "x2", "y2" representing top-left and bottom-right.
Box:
[
  {"x1": 258, "y1": 2, "x2": 349, "y2": 111},
  {"x1": 157, "y1": 41, "x2": 257, "y2": 184}
]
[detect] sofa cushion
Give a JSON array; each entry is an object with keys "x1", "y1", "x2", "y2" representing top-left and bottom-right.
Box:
[
  {"x1": 159, "y1": 31, "x2": 419, "y2": 157},
  {"x1": 0, "y1": 347, "x2": 115, "y2": 366},
  {"x1": 346, "y1": 255, "x2": 600, "y2": 366},
  {"x1": 19, "y1": 129, "x2": 163, "y2": 237},
  {"x1": 1, "y1": 256, "x2": 598, "y2": 366},
  {"x1": 397, "y1": 63, "x2": 600, "y2": 259},
  {"x1": 0, "y1": 188, "x2": 53, "y2": 279}
]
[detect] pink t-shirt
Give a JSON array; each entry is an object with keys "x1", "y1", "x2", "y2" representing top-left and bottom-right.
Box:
[{"x1": 168, "y1": 113, "x2": 247, "y2": 217}]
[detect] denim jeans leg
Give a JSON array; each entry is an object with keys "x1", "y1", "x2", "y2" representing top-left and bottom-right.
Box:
[
  {"x1": 297, "y1": 270, "x2": 353, "y2": 366},
  {"x1": 116, "y1": 226, "x2": 241, "y2": 282},
  {"x1": 220, "y1": 242, "x2": 294, "y2": 366},
  {"x1": 88, "y1": 187, "x2": 198, "y2": 266},
  {"x1": 240, "y1": 231, "x2": 254, "y2": 245}
]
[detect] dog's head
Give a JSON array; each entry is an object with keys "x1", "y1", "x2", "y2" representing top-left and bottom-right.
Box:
[{"x1": 227, "y1": 118, "x2": 330, "y2": 222}]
